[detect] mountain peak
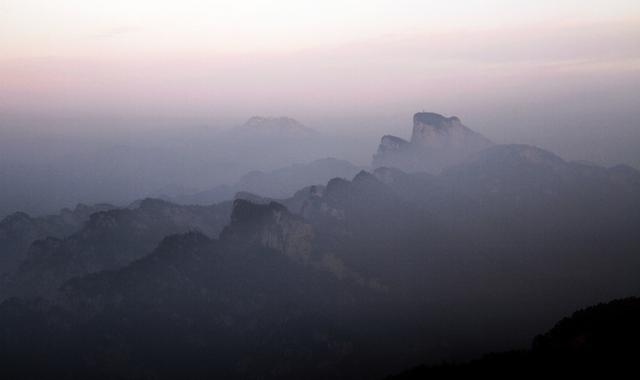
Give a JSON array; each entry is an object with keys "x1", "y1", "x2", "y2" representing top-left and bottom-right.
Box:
[
  {"x1": 377, "y1": 135, "x2": 410, "y2": 154},
  {"x1": 228, "y1": 199, "x2": 288, "y2": 226},
  {"x1": 238, "y1": 116, "x2": 315, "y2": 135},
  {"x1": 222, "y1": 200, "x2": 313, "y2": 262},
  {"x1": 325, "y1": 177, "x2": 351, "y2": 200},
  {"x1": 353, "y1": 170, "x2": 378, "y2": 184},
  {"x1": 412, "y1": 112, "x2": 460, "y2": 130},
  {"x1": 373, "y1": 111, "x2": 493, "y2": 173},
  {"x1": 1, "y1": 211, "x2": 33, "y2": 226},
  {"x1": 410, "y1": 112, "x2": 491, "y2": 147}
]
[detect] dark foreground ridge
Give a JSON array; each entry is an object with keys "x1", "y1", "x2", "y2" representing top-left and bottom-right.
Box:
[{"x1": 388, "y1": 297, "x2": 640, "y2": 378}]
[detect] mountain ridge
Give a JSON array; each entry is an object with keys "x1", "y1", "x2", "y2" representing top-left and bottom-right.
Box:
[{"x1": 373, "y1": 112, "x2": 493, "y2": 173}]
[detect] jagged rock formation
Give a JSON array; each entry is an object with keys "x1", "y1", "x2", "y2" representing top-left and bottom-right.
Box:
[
  {"x1": 0, "y1": 203, "x2": 115, "y2": 276},
  {"x1": 373, "y1": 112, "x2": 493, "y2": 173},
  {"x1": 220, "y1": 199, "x2": 368, "y2": 284},
  {"x1": 0, "y1": 199, "x2": 378, "y2": 379},
  {"x1": 377, "y1": 135, "x2": 411, "y2": 157},
  {"x1": 285, "y1": 147, "x2": 640, "y2": 296},
  {"x1": 1, "y1": 198, "x2": 232, "y2": 300},
  {"x1": 1, "y1": 143, "x2": 640, "y2": 379},
  {"x1": 411, "y1": 113, "x2": 491, "y2": 149},
  {"x1": 221, "y1": 200, "x2": 314, "y2": 263}
]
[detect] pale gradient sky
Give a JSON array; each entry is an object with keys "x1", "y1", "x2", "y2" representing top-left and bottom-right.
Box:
[
  {"x1": 1, "y1": 0, "x2": 639, "y2": 58},
  {"x1": 1, "y1": 1, "x2": 639, "y2": 168}
]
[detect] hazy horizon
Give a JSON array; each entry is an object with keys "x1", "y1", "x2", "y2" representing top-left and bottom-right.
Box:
[
  {"x1": 2, "y1": 3, "x2": 640, "y2": 378},
  {"x1": 2, "y1": 1, "x2": 639, "y2": 169},
  {"x1": 1, "y1": 1, "x2": 640, "y2": 217}
]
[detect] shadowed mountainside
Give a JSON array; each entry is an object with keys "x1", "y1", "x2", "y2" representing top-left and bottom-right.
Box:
[
  {"x1": 1, "y1": 198, "x2": 232, "y2": 301},
  {"x1": 388, "y1": 297, "x2": 640, "y2": 378},
  {"x1": 0, "y1": 203, "x2": 115, "y2": 276},
  {"x1": 0, "y1": 141, "x2": 639, "y2": 378}
]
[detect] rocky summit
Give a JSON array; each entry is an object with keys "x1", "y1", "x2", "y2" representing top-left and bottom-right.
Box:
[{"x1": 373, "y1": 112, "x2": 493, "y2": 173}]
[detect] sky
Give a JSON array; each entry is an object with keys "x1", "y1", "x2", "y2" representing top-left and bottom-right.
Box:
[
  {"x1": 1, "y1": 1, "x2": 638, "y2": 56},
  {"x1": 0, "y1": 1, "x2": 639, "y2": 165}
]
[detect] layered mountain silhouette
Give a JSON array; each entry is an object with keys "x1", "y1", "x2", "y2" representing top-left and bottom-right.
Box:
[
  {"x1": 170, "y1": 157, "x2": 362, "y2": 205},
  {"x1": 1, "y1": 198, "x2": 232, "y2": 300},
  {"x1": 373, "y1": 112, "x2": 493, "y2": 173},
  {"x1": 0, "y1": 115, "x2": 368, "y2": 219},
  {"x1": 234, "y1": 116, "x2": 317, "y2": 136},
  {"x1": 0, "y1": 203, "x2": 115, "y2": 276},
  {"x1": 1, "y1": 113, "x2": 639, "y2": 379},
  {"x1": 0, "y1": 201, "x2": 378, "y2": 379},
  {"x1": 212, "y1": 116, "x2": 333, "y2": 172}
]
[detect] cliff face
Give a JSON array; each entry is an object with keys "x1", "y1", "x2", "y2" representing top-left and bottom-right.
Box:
[
  {"x1": 221, "y1": 200, "x2": 314, "y2": 263},
  {"x1": 377, "y1": 135, "x2": 411, "y2": 155},
  {"x1": 411, "y1": 112, "x2": 492, "y2": 150},
  {"x1": 0, "y1": 203, "x2": 116, "y2": 277},
  {"x1": 1, "y1": 199, "x2": 232, "y2": 301},
  {"x1": 373, "y1": 112, "x2": 493, "y2": 173}
]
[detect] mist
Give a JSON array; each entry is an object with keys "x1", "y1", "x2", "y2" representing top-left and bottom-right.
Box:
[
  {"x1": 2, "y1": 15, "x2": 640, "y2": 215},
  {"x1": 1, "y1": 1, "x2": 640, "y2": 378}
]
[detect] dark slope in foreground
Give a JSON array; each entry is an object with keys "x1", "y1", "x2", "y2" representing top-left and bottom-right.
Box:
[
  {"x1": 0, "y1": 201, "x2": 382, "y2": 379},
  {"x1": 388, "y1": 297, "x2": 640, "y2": 378}
]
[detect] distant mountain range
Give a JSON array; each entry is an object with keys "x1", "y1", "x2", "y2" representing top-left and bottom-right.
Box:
[
  {"x1": 234, "y1": 116, "x2": 317, "y2": 135},
  {"x1": 0, "y1": 203, "x2": 115, "y2": 277},
  {"x1": 0, "y1": 116, "x2": 363, "y2": 219},
  {"x1": 1, "y1": 111, "x2": 639, "y2": 378},
  {"x1": 0, "y1": 199, "x2": 232, "y2": 300},
  {"x1": 165, "y1": 113, "x2": 492, "y2": 204},
  {"x1": 167, "y1": 157, "x2": 362, "y2": 205}
]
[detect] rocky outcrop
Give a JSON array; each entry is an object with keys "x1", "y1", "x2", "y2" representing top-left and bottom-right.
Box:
[
  {"x1": 411, "y1": 112, "x2": 492, "y2": 150},
  {"x1": 2, "y1": 199, "x2": 232, "y2": 301},
  {"x1": 0, "y1": 203, "x2": 115, "y2": 276},
  {"x1": 377, "y1": 135, "x2": 411, "y2": 155},
  {"x1": 373, "y1": 112, "x2": 493, "y2": 173},
  {"x1": 221, "y1": 200, "x2": 314, "y2": 263}
]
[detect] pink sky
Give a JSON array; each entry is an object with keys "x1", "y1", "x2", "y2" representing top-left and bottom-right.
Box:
[{"x1": 0, "y1": 1, "x2": 638, "y2": 140}]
